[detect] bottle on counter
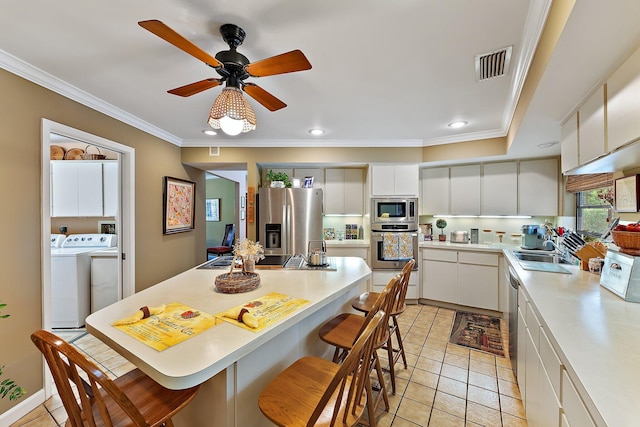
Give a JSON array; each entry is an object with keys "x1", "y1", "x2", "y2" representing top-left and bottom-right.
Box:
[{"x1": 358, "y1": 225, "x2": 363, "y2": 240}]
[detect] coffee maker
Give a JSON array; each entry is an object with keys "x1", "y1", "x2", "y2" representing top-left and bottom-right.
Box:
[{"x1": 521, "y1": 225, "x2": 549, "y2": 250}]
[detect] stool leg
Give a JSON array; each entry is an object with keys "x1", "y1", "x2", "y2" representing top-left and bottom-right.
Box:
[
  {"x1": 385, "y1": 332, "x2": 396, "y2": 394},
  {"x1": 392, "y1": 315, "x2": 408, "y2": 369}
]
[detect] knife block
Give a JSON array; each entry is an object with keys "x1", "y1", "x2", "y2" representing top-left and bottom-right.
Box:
[{"x1": 576, "y1": 245, "x2": 606, "y2": 271}]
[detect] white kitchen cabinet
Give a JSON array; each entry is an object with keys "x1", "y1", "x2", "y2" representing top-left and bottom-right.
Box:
[
  {"x1": 525, "y1": 326, "x2": 541, "y2": 426},
  {"x1": 450, "y1": 165, "x2": 481, "y2": 215},
  {"x1": 421, "y1": 167, "x2": 449, "y2": 214},
  {"x1": 562, "y1": 371, "x2": 596, "y2": 427},
  {"x1": 482, "y1": 162, "x2": 517, "y2": 215},
  {"x1": 325, "y1": 246, "x2": 368, "y2": 262},
  {"x1": 372, "y1": 269, "x2": 418, "y2": 300},
  {"x1": 518, "y1": 158, "x2": 558, "y2": 216},
  {"x1": 517, "y1": 306, "x2": 527, "y2": 403},
  {"x1": 607, "y1": 45, "x2": 640, "y2": 152},
  {"x1": 561, "y1": 113, "x2": 579, "y2": 173},
  {"x1": 579, "y1": 86, "x2": 606, "y2": 165},
  {"x1": 324, "y1": 168, "x2": 364, "y2": 214},
  {"x1": 371, "y1": 164, "x2": 419, "y2": 196},
  {"x1": 51, "y1": 161, "x2": 104, "y2": 217},
  {"x1": 102, "y1": 161, "x2": 118, "y2": 217},
  {"x1": 421, "y1": 248, "x2": 498, "y2": 310}
]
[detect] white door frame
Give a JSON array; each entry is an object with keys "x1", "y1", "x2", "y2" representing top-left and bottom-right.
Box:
[{"x1": 40, "y1": 119, "x2": 135, "y2": 397}]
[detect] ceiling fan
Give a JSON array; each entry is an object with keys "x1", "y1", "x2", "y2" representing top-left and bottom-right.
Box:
[{"x1": 138, "y1": 19, "x2": 312, "y2": 112}]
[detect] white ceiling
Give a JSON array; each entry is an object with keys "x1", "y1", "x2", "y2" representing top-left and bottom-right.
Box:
[{"x1": 1, "y1": 0, "x2": 640, "y2": 164}]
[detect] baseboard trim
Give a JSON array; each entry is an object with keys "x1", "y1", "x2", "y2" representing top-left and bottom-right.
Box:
[{"x1": 0, "y1": 389, "x2": 45, "y2": 426}]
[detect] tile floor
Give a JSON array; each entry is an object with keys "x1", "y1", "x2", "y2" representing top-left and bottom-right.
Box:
[{"x1": 11, "y1": 305, "x2": 527, "y2": 426}]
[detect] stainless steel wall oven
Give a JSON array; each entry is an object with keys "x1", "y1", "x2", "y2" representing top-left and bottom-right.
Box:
[{"x1": 370, "y1": 229, "x2": 418, "y2": 270}]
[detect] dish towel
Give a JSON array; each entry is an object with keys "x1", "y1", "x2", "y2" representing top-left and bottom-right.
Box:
[
  {"x1": 398, "y1": 233, "x2": 414, "y2": 259},
  {"x1": 383, "y1": 233, "x2": 399, "y2": 260}
]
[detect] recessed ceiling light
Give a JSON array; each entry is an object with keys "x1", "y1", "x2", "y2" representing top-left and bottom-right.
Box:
[
  {"x1": 537, "y1": 141, "x2": 559, "y2": 148},
  {"x1": 448, "y1": 121, "x2": 468, "y2": 129},
  {"x1": 309, "y1": 128, "x2": 325, "y2": 136},
  {"x1": 202, "y1": 129, "x2": 217, "y2": 136}
]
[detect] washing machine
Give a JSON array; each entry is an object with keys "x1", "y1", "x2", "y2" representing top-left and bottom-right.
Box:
[{"x1": 51, "y1": 233, "x2": 117, "y2": 328}]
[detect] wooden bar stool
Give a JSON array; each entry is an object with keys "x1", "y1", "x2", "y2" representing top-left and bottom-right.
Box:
[
  {"x1": 317, "y1": 275, "x2": 401, "y2": 424},
  {"x1": 31, "y1": 329, "x2": 200, "y2": 427},
  {"x1": 351, "y1": 259, "x2": 415, "y2": 393},
  {"x1": 259, "y1": 311, "x2": 386, "y2": 427}
]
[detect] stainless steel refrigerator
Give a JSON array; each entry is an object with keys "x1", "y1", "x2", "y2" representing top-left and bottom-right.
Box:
[{"x1": 258, "y1": 188, "x2": 323, "y2": 256}]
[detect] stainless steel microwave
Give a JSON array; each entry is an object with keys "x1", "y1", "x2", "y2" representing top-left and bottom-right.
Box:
[{"x1": 371, "y1": 198, "x2": 418, "y2": 231}]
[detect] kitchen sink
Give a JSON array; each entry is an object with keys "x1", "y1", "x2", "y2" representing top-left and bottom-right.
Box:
[{"x1": 512, "y1": 251, "x2": 570, "y2": 264}]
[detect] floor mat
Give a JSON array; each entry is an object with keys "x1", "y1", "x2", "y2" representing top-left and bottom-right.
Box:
[{"x1": 449, "y1": 311, "x2": 505, "y2": 357}]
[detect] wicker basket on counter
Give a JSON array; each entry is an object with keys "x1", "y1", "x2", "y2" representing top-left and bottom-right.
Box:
[
  {"x1": 611, "y1": 230, "x2": 640, "y2": 255},
  {"x1": 214, "y1": 272, "x2": 260, "y2": 294}
]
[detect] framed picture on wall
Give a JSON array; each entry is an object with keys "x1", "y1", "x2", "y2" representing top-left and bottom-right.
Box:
[
  {"x1": 163, "y1": 176, "x2": 196, "y2": 234},
  {"x1": 615, "y1": 175, "x2": 640, "y2": 212},
  {"x1": 206, "y1": 198, "x2": 220, "y2": 222}
]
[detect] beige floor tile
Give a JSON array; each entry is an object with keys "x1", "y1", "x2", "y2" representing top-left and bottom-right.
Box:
[
  {"x1": 469, "y1": 358, "x2": 497, "y2": 377},
  {"x1": 42, "y1": 394, "x2": 63, "y2": 412},
  {"x1": 390, "y1": 416, "x2": 422, "y2": 427},
  {"x1": 415, "y1": 356, "x2": 442, "y2": 374},
  {"x1": 467, "y1": 385, "x2": 500, "y2": 410},
  {"x1": 444, "y1": 353, "x2": 470, "y2": 370},
  {"x1": 395, "y1": 397, "x2": 431, "y2": 426},
  {"x1": 50, "y1": 405, "x2": 69, "y2": 425},
  {"x1": 404, "y1": 333, "x2": 427, "y2": 346},
  {"x1": 496, "y1": 356, "x2": 512, "y2": 369},
  {"x1": 433, "y1": 390, "x2": 466, "y2": 419},
  {"x1": 498, "y1": 379, "x2": 522, "y2": 399},
  {"x1": 428, "y1": 408, "x2": 465, "y2": 427},
  {"x1": 469, "y1": 350, "x2": 496, "y2": 365},
  {"x1": 499, "y1": 394, "x2": 526, "y2": 419},
  {"x1": 420, "y1": 347, "x2": 445, "y2": 362},
  {"x1": 502, "y1": 412, "x2": 529, "y2": 427},
  {"x1": 404, "y1": 381, "x2": 436, "y2": 405},
  {"x1": 440, "y1": 363, "x2": 469, "y2": 383},
  {"x1": 11, "y1": 405, "x2": 50, "y2": 426},
  {"x1": 410, "y1": 367, "x2": 439, "y2": 389},
  {"x1": 468, "y1": 370, "x2": 498, "y2": 393},
  {"x1": 424, "y1": 338, "x2": 447, "y2": 352},
  {"x1": 436, "y1": 376, "x2": 467, "y2": 399},
  {"x1": 446, "y1": 343, "x2": 471, "y2": 358},
  {"x1": 403, "y1": 341, "x2": 423, "y2": 356},
  {"x1": 466, "y1": 401, "x2": 502, "y2": 426},
  {"x1": 497, "y1": 365, "x2": 517, "y2": 383},
  {"x1": 14, "y1": 414, "x2": 58, "y2": 427}
]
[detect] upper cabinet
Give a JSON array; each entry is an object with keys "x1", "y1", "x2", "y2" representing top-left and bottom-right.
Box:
[
  {"x1": 324, "y1": 168, "x2": 364, "y2": 215},
  {"x1": 450, "y1": 165, "x2": 481, "y2": 215},
  {"x1": 421, "y1": 159, "x2": 558, "y2": 216},
  {"x1": 608, "y1": 46, "x2": 640, "y2": 152},
  {"x1": 482, "y1": 162, "x2": 517, "y2": 215},
  {"x1": 370, "y1": 164, "x2": 419, "y2": 196},
  {"x1": 579, "y1": 86, "x2": 607, "y2": 164},
  {"x1": 518, "y1": 158, "x2": 558, "y2": 216},
  {"x1": 51, "y1": 160, "x2": 117, "y2": 217},
  {"x1": 560, "y1": 113, "x2": 579, "y2": 173},
  {"x1": 421, "y1": 167, "x2": 449, "y2": 215}
]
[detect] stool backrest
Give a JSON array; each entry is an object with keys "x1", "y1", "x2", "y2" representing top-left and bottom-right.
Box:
[
  {"x1": 393, "y1": 259, "x2": 415, "y2": 313},
  {"x1": 309, "y1": 311, "x2": 386, "y2": 426},
  {"x1": 31, "y1": 329, "x2": 147, "y2": 426}
]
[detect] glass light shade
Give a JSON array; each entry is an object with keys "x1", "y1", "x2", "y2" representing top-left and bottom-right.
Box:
[{"x1": 208, "y1": 87, "x2": 256, "y2": 135}]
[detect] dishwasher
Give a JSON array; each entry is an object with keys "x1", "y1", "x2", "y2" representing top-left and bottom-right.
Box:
[{"x1": 508, "y1": 266, "x2": 520, "y2": 378}]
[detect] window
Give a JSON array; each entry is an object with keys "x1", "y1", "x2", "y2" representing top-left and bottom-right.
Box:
[{"x1": 576, "y1": 186, "x2": 613, "y2": 236}]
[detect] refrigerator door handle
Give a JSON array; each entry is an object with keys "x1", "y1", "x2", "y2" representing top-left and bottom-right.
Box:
[{"x1": 283, "y1": 204, "x2": 291, "y2": 255}]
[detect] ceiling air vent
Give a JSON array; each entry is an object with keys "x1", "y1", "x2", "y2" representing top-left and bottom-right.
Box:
[
  {"x1": 475, "y1": 46, "x2": 512, "y2": 81},
  {"x1": 209, "y1": 146, "x2": 220, "y2": 156}
]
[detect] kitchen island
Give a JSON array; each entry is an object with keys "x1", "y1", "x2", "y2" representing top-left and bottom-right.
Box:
[{"x1": 86, "y1": 256, "x2": 370, "y2": 427}]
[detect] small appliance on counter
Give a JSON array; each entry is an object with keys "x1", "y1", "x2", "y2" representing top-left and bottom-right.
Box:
[
  {"x1": 520, "y1": 225, "x2": 551, "y2": 250},
  {"x1": 600, "y1": 247, "x2": 640, "y2": 302},
  {"x1": 470, "y1": 228, "x2": 479, "y2": 244},
  {"x1": 450, "y1": 231, "x2": 469, "y2": 243}
]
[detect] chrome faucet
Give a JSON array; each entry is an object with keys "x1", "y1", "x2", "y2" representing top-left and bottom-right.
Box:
[{"x1": 543, "y1": 239, "x2": 562, "y2": 252}]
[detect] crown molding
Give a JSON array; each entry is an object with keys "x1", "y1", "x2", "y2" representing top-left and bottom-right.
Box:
[{"x1": 0, "y1": 48, "x2": 182, "y2": 146}]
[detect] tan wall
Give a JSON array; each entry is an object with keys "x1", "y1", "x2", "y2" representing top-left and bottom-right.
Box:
[{"x1": 0, "y1": 68, "x2": 203, "y2": 414}]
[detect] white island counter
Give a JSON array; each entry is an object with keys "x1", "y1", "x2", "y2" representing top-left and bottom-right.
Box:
[{"x1": 86, "y1": 256, "x2": 370, "y2": 427}]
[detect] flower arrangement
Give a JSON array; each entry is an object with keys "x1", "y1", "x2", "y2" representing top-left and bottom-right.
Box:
[{"x1": 233, "y1": 239, "x2": 265, "y2": 273}]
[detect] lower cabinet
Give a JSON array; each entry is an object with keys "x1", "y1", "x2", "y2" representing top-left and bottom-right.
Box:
[
  {"x1": 421, "y1": 248, "x2": 499, "y2": 310},
  {"x1": 326, "y1": 246, "x2": 368, "y2": 262},
  {"x1": 517, "y1": 284, "x2": 596, "y2": 427},
  {"x1": 372, "y1": 270, "x2": 418, "y2": 300}
]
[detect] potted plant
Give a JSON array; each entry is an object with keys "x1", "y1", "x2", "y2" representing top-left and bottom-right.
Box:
[
  {"x1": 1, "y1": 302, "x2": 25, "y2": 401},
  {"x1": 265, "y1": 170, "x2": 292, "y2": 188},
  {"x1": 436, "y1": 219, "x2": 447, "y2": 241}
]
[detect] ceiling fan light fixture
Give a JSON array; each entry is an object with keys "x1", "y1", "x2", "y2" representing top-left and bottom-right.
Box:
[{"x1": 208, "y1": 86, "x2": 256, "y2": 135}]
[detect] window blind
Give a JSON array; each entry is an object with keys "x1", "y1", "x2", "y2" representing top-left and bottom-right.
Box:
[{"x1": 565, "y1": 173, "x2": 613, "y2": 193}]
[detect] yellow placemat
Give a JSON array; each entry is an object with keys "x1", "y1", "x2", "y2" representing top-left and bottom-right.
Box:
[
  {"x1": 217, "y1": 292, "x2": 310, "y2": 332},
  {"x1": 113, "y1": 302, "x2": 221, "y2": 351}
]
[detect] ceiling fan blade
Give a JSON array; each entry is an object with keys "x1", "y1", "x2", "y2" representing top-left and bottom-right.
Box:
[
  {"x1": 138, "y1": 19, "x2": 221, "y2": 68},
  {"x1": 246, "y1": 50, "x2": 311, "y2": 77},
  {"x1": 167, "y1": 79, "x2": 222, "y2": 97},
  {"x1": 244, "y1": 84, "x2": 287, "y2": 111}
]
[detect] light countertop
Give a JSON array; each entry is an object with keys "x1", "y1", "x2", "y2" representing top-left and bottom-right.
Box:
[
  {"x1": 85, "y1": 257, "x2": 371, "y2": 389},
  {"x1": 324, "y1": 239, "x2": 369, "y2": 247},
  {"x1": 505, "y1": 249, "x2": 640, "y2": 427},
  {"x1": 420, "y1": 240, "x2": 518, "y2": 253}
]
